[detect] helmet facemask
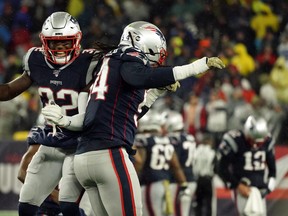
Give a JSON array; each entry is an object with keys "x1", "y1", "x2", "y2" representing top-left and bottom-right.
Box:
[
  {"x1": 144, "y1": 46, "x2": 167, "y2": 66},
  {"x1": 39, "y1": 12, "x2": 82, "y2": 65},
  {"x1": 40, "y1": 33, "x2": 82, "y2": 65}
]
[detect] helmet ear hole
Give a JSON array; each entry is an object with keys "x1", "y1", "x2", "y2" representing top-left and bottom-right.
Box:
[{"x1": 148, "y1": 49, "x2": 156, "y2": 55}]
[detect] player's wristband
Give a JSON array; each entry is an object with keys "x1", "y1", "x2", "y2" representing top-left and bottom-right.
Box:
[{"x1": 172, "y1": 57, "x2": 209, "y2": 81}]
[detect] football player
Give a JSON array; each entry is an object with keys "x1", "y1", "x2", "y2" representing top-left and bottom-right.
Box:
[
  {"x1": 73, "y1": 21, "x2": 225, "y2": 216},
  {"x1": 0, "y1": 11, "x2": 109, "y2": 216},
  {"x1": 165, "y1": 110, "x2": 197, "y2": 216},
  {"x1": 216, "y1": 115, "x2": 276, "y2": 216},
  {"x1": 134, "y1": 110, "x2": 188, "y2": 216}
]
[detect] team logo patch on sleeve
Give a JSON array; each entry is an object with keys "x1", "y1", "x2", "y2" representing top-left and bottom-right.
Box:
[
  {"x1": 126, "y1": 52, "x2": 141, "y2": 58},
  {"x1": 126, "y1": 51, "x2": 147, "y2": 63}
]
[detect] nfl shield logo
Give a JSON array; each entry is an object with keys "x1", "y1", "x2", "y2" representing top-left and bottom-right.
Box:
[{"x1": 53, "y1": 69, "x2": 61, "y2": 77}]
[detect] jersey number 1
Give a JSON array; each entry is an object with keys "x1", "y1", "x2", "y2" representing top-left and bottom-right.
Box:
[{"x1": 244, "y1": 151, "x2": 266, "y2": 171}]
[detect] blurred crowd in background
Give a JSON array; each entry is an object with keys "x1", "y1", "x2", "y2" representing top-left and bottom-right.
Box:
[{"x1": 1, "y1": 0, "x2": 288, "y2": 145}]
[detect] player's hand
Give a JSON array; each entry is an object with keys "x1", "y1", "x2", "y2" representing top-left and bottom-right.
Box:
[
  {"x1": 178, "y1": 183, "x2": 191, "y2": 200},
  {"x1": 42, "y1": 103, "x2": 70, "y2": 127},
  {"x1": 259, "y1": 188, "x2": 270, "y2": 198},
  {"x1": 259, "y1": 177, "x2": 276, "y2": 198},
  {"x1": 207, "y1": 57, "x2": 225, "y2": 69},
  {"x1": 237, "y1": 182, "x2": 251, "y2": 198},
  {"x1": 165, "y1": 81, "x2": 181, "y2": 92},
  {"x1": 158, "y1": 81, "x2": 181, "y2": 92}
]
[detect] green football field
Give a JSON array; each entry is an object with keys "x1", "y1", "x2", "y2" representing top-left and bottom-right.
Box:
[{"x1": 0, "y1": 211, "x2": 17, "y2": 216}]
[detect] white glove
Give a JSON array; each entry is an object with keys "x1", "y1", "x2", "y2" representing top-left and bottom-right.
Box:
[
  {"x1": 143, "y1": 88, "x2": 166, "y2": 108},
  {"x1": 207, "y1": 57, "x2": 226, "y2": 69},
  {"x1": 42, "y1": 104, "x2": 71, "y2": 127},
  {"x1": 268, "y1": 177, "x2": 276, "y2": 192}
]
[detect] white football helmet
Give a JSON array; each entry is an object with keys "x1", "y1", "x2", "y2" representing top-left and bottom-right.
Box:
[
  {"x1": 119, "y1": 21, "x2": 167, "y2": 65},
  {"x1": 165, "y1": 111, "x2": 184, "y2": 133},
  {"x1": 243, "y1": 115, "x2": 269, "y2": 148},
  {"x1": 138, "y1": 110, "x2": 167, "y2": 133},
  {"x1": 39, "y1": 11, "x2": 82, "y2": 65}
]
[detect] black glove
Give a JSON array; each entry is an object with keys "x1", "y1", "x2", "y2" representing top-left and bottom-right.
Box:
[
  {"x1": 259, "y1": 188, "x2": 271, "y2": 198},
  {"x1": 178, "y1": 183, "x2": 191, "y2": 200}
]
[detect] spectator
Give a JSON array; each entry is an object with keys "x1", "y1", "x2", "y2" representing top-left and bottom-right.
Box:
[
  {"x1": 250, "y1": 1, "x2": 279, "y2": 53},
  {"x1": 256, "y1": 44, "x2": 277, "y2": 74},
  {"x1": 277, "y1": 28, "x2": 288, "y2": 68},
  {"x1": 205, "y1": 88, "x2": 228, "y2": 147},
  {"x1": 270, "y1": 56, "x2": 288, "y2": 104},
  {"x1": 241, "y1": 78, "x2": 256, "y2": 104},
  {"x1": 227, "y1": 87, "x2": 254, "y2": 130},
  {"x1": 182, "y1": 93, "x2": 206, "y2": 140},
  {"x1": 122, "y1": 0, "x2": 150, "y2": 22},
  {"x1": 231, "y1": 43, "x2": 256, "y2": 77}
]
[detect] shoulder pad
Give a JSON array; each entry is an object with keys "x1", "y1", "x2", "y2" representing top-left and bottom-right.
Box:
[
  {"x1": 25, "y1": 47, "x2": 39, "y2": 55},
  {"x1": 221, "y1": 130, "x2": 241, "y2": 153},
  {"x1": 122, "y1": 47, "x2": 149, "y2": 65},
  {"x1": 22, "y1": 47, "x2": 40, "y2": 74}
]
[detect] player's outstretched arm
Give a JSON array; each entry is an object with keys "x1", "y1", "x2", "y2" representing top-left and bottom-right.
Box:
[
  {"x1": 0, "y1": 72, "x2": 32, "y2": 101},
  {"x1": 173, "y1": 57, "x2": 225, "y2": 81}
]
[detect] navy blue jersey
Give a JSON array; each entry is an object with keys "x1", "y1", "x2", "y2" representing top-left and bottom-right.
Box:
[
  {"x1": 77, "y1": 46, "x2": 175, "y2": 154},
  {"x1": 37, "y1": 196, "x2": 61, "y2": 216},
  {"x1": 217, "y1": 129, "x2": 276, "y2": 189},
  {"x1": 37, "y1": 196, "x2": 87, "y2": 216},
  {"x1": 168, "y1": 132, "x2": 197, "y2": 182},
  {"x1": 27, "y1": 126, "x2": 79, "y2": 149},
  {"x1": 134, "y1": 134, "x2": 175, "y2": 185},
  {"x1": 23, "y1": 47, "x2": 100, "y2": 148}
]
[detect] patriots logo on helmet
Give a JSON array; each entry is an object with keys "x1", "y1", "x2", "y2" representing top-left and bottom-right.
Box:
[
  {"x1": 144, "y1": 26, "x2": 157, "y2": 32},
  {"x1": 144, "y1": 26, "x2": 166, "y2": 42}
]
